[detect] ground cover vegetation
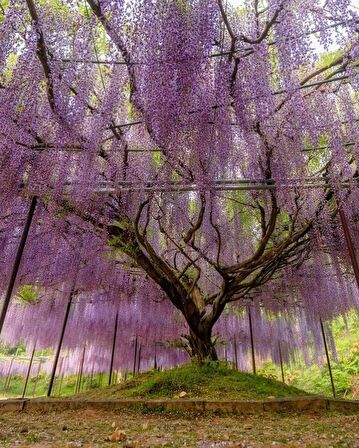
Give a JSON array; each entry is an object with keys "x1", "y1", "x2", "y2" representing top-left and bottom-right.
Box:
[{"x1": 73, "y1": 362, "x2": 308, "y2": 400}]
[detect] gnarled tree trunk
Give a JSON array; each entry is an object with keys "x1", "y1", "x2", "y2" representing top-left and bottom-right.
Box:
[
  {"x1": 189, "y1": 329, "x2": 218, "y2": 361},
  {"x1": 179, "y1": 287, "x2": 219, "y2": 362},
  {"x1": 182, "y1": 327, "x2": 218, "y2": 362}
]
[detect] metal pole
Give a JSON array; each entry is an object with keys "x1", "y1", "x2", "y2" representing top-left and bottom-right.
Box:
[
  {"x1": 47, "y1": 290, "x2": 74, "y2": 397},
  {"x1": 109, "y1": 311, "x2": 119, "y2": 385},
  {"x1": 0, "y1": 196, "x2": 37, "y2": 336},
  {"x1": 21, "y1": 343, "x2": 36, "y2": 398},
  {"x1": 233, "y1": 338, "x2": 238, "y2": 370},
  {"x1": 154, "y1": 345, "x2": 157, "y2": 370},
  {"x1": 137, "y1": 344, "x2": 142, "y2": 374},
  {"x1": 132, "y1": 336, "x2": 138, "y2": 377},
  {"x1": 320, "y1": 318, "x2": 336, "y2": 398},
  {"x1": 278, "y1": 342, "x2": 285, "y2": 383},
  {"x1": 248, "y1": 306, "x2": 256, "y2": 374},
  {"x1": 338, "y1": 207, "x2": 359, "y2": 288}
]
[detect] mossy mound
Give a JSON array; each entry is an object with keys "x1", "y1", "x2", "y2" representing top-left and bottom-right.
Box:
[{"x1": 74, "y1": 362, "x2": 309, "y2": 401}]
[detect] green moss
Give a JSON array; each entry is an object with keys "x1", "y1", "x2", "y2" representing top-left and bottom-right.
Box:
[{"x1": 75, "y1": 362, "x2": 308, "y2": 401}]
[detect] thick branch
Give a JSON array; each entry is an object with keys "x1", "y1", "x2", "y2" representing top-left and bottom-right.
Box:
[
  {"x1": 183, "y1": 194, "x2": 206, "y2": 244},
  {"x1": 241, "y1": 3, "x2": 284, "y2": 45},
  {"x1": 25, "y1": 0, "x2": 55, "y2": 112},
  {"x1": 217, "y1": 0, "x2": 237, "y2": 59}
]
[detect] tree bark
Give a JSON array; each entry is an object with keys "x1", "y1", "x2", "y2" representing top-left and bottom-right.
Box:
[{"x1": 186, "y1": 328, "x2": 218, "y2": 362}]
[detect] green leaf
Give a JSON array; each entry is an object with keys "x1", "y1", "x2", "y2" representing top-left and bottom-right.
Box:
[{"x1": 16, "y1": 285, "x2": 38, "y2": 304}]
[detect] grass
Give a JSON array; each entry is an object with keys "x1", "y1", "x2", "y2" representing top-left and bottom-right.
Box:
[
  {"x1": 0, "y1": 371, "x2": 107, "y2": 398},
  {"x1": 74, "y1": 361, "x2": 309, "y2": 401}
]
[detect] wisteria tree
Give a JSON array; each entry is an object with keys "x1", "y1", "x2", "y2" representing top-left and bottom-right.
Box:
[{"x1": 1, "y1": 0, "x2": 359, "y2": 360}]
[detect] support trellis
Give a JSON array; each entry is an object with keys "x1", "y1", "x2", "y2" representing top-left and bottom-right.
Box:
[
  {"x1": 58, "y1": 17, "x2": 359, "y2": 67},
  {"x1": 109, "y1": 311, "x2": 119, "y2": 385},
  {"x1": 278, "y1": 342, "x2": 285, "y2": 384},
  {"x1": 338, "y1": 207, "x2": 359, "y2": 289},
  {"x1": 21, "y1": 342, "x2": 36, "y2": 399},
  {"x1": 2, "y1": 355, "x2": 15, "y2": 393},
  {"x1": 0, "y1": 181, "x2": 356, "y2": 397},
  {"x1": 31, "y1": 359, "x2": 42, "y2": 397},
  {"x1": 320, "y1": 318, "x2": 336, "y2": 399},
  {"x1": 248, "y1": 305, "x2": 256, "y2": 375},
  {"x1": 0, "y1": 0, "x2": 358, "y2": 401},
  {"x1": 0, "y1": 197, "x2": 37, "y2": 336},
  {"x1": 132, "y1": 336, "x2": 138, "y2": 377},
  {"x1": 47, "y1": 289, "x2": 75, "y2": 397},
  {"x1": 75, "y1": 345, "x2": 86, "y2": 394}
]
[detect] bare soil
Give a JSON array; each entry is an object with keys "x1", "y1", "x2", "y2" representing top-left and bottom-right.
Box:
[{"x1": 0, "y1": 408, "x2": 358, "y2": 447}]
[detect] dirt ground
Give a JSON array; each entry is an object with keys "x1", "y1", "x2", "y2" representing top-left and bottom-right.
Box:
[{"x1": 0, "y1": 409, "x2": 358, "y2": 447}]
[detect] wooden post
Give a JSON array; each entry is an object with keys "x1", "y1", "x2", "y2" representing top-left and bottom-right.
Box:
[
  {"x1": 21, "y1": 343, "x2": 36, "y2": 398},
  {"x1": 248, "y1": 305, "x2": 256, "y2": 374},
  {"x1": 47, "y1": 290, "x2": 74, "y2": 397},
  {"x1": 278, "y1": 342, "x2": 285, "y2": 383},
  {"x1": 233, "y1": 338, "x2": 238, "y2": 370},
  {"x1": 109, "y1": 311, "x2": 119, "y2": 385},
  {"x1": 154, "y1": 345, "x2": 157, "y2": 370},
  {"x1": 132, "y1": 336, "x2": 138, "y2": 377},
  {"x1": 320, "y1": 318, "x2": 336, "y2": 398},
  {"x1": 0, "y1": 197, "x2": 37, "y2": 336},
  {"x1": 137, "y1": 344, "x2": 142, "y2": 374},
  {"x1": 338, "y1": 207, "x2": 359, "y2": 288}
]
